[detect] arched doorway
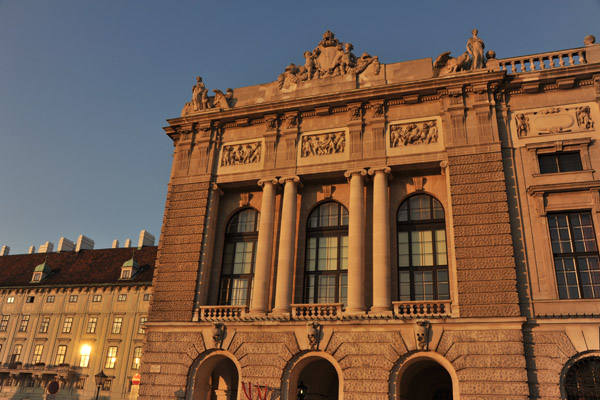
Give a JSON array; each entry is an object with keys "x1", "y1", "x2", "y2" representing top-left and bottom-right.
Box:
[
  {"x1": 285, "y1": 354, "x2": 342, "y2": 400},
  {"x1": 398, "y1": 359, "x2": 452, "y2": 400},
  {"x1": 189, "y1": 352, "x2": 239, "y2": 400}
]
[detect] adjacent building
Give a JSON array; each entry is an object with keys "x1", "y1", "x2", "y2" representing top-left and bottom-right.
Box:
[{"x1": 0, "y1": 233, "x2": 156, "y2": 400}]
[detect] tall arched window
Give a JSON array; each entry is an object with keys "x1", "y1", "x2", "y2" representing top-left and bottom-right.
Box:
[
  {"x1": 304, "y1": 202, "x2": 349, "y2": 305},
  {"x1": 397, "y1": 194, "x2": 449, "y2": 301},
  {"x1": 564, "y1": 356, "x2": 600, "y2": 399},
  {"x1": 219, "y1": 208, "x2": 260, "y2": 306}
]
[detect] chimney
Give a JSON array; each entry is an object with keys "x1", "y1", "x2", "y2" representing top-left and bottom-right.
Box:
[
  {"x1": 137, "y1": 230, "x2": 155, "y2": 248},
  {"x1": 75, "y1": 235, "x2": 94, "y2": 252},
  {"x1": 0, "y1": 246, "x2": 9, "y2": 256},
  {"x1": 124, "y1": 239, "x2": 132, "y2": 248},
  {"x1": 28, "y1": 245, "x2": 36, "y2": 254},
  {"x1": 38, "y1": 242, "x2": 54, "y2": 253},
  {"x1": 57, "y1": 237, "x2": 75, "y2": 252},
  {"x1": 112, "y1": 240, "x2": 120, "y2": 249}
]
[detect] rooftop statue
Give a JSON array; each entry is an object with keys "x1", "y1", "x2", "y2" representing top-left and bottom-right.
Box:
[
  {"x1": 277, "y1": 30, "x2": 380, "y2": 90},
  {"x1": 181, "y1": 77, "x2": 235, "y2": 116},
  {"x1": 467, "y1": 29, "x2": 485, "y2": 70},
  {"x1": 434, "y1": 28, "x2": 491, "y2": 76}
]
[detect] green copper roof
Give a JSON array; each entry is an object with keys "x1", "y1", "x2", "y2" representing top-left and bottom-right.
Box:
[
  {"x1": 122, "y1": 258, "x2": 139, "y2": 268},
  {"x1": 34, "y1": 262, "x2": 48, "y2": 272}
]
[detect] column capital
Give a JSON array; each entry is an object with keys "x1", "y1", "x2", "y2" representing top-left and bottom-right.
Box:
[
  {"x1": 367, "y1": 166, "x2": 391, "y2": 176},
  {"x1": 257, "y1": 178, "x2": 278, "y2": 188},
  {"x1": 344, "y1": 169, "x2": 367, "y2": 180},
  {"x1": 278, "y1": 176, "x2": 301, "y2": 185}
]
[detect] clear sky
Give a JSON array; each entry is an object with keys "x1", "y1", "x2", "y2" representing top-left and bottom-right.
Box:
[{"x1": 1, "y1": 0, "x2": 599, "y2": 254}]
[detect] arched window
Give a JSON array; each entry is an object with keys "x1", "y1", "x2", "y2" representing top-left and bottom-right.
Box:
[
  {"x1": 397, "y1": 194, "x2": 449, "y2": 301},
  {"x1": 219, "y1": 208, "x2": 260, "y2": 306},
  {"x1": 304, "y1": 202, "x2": 349, "y2": 305},
  {"x1": 564, "y1": 356, "x2": 600, "y2": 399}
]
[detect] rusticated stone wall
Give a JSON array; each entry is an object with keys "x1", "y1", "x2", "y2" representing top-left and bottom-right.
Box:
[
  {"x1": 150, "y1": 181, "x2": 210, "y2": 322},
  {"x1": 139, "y1": 330, "x2": 207, "y2": 399},
  {"x1": 448, "y1": 148, "x2": 521, "y2": 317}
]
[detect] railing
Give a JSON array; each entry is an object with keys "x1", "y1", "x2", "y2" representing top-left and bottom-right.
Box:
[
  {"x1": 291, "y1": 303, "x2": 343, "y2": 320},
  {"x1": 393, "y1": 300, "x2": 451, "y2": 318},
  {"x1": 496, "y1": 47, "x2": 587, "y2": 74},
  {"x1": 198, "y1": 305, "x2": 248, "y2": 321}
]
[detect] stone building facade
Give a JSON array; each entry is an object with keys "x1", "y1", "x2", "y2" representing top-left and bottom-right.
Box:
[
  {"x1": 141, "y1": 30, "x2": 600, "y2": 399},
  {"x1": 0, "y1": 233, "x2": 156, "y2": 400}
]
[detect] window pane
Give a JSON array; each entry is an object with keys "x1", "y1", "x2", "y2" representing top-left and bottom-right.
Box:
[
  {"x1": 435, "y1": 230, "x2": 448, "y2": 265},
  {"x1": 340, "y1": 236, "x2": 348, "y2": 270},
  {"x1": 339, "y1": 273, "x2": 347, "y2": 306},
  {"x1": 230, "y1": 278, "x2": 248, "y2": 306},
  {"x1": 398, "y1": 271, "x2": 411, "y2": 301},
  {"x1": 317, "y1": 275, "x2": 335, "y2": 303},
  {"x1": 412, "y1": 231, "x2": 433, "y2": 266}
]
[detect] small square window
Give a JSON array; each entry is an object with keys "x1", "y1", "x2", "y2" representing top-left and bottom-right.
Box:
[
  {"x1": 69, "y1": 295, "x2": 78, "y2": 303},
  {"x1": 46, "y1": 295, "x2": 55, "y2": 303},
  {"x1": 117, "y1": 294, "x2": 127, "y2": 302},
  {"x1": 6, "y1": 296, "x2": 14, "y2": 303},
  {"x1": 101, "y1": 378, "x2": 112, "y2": 391},
  {"x1": 538, "y1": 152, "x2": 583, "y2": 174},
  {"x1": 92, "y1": 295, "x2": 102, "y2": 302},
  {"x1": 26, "y1": 296, "x2": 34, "y2": 303},
  {"x1": 121, "y1": 269, "x2": 131, "y2": 279},
  {"x1": 143, "y1": 294, "x2": 151, "y2": 301},
  {"x1": 32, "y1": 272, "x2": 42, "y2": 282}
]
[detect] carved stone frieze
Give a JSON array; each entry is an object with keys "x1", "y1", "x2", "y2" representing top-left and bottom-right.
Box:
[
  {"x1": 220, "y1": 141, "x2": 262, "y2": 167},
  {"x1": 390, "y1": 120, "x2": 439, "y2": 148},
  {"x1": 277, "y1": 30, "x2": 380, "y2": 90},
  {"x1": 514, "y1": 104, "x2": 596, "y2": 137},
  {"x1": 300, "y1": 131, "x2": 345, "y2": 157}
]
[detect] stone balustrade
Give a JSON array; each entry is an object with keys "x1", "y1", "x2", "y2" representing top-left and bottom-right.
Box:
[
  {"x1": 198, "y1": 305, "x2": 248, "y2": 321},
  {"x1": 393, "y1": 300, "x2": 451, "y2": 318},
  {"x1": 495, "y1": 47, "x2": 587, "y2": 74},
  {"x1": 291, "y1": 303, "x2": 343, "y2": 320}
]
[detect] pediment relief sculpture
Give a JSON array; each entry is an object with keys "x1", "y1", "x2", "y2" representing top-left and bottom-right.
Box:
[
  {"x1": 300, "y1": 132, "x2": 345, "y2": 158},
  {"x1": 434, "y1": 29, "x2": 495, "y2": 76},
  {"x1": 221, "y1": 142, "x2": 262, "y2": 167},
  {"x1": 390, "y1": 120, "x2": 439, "y2": 147},
  {"x1": 514, "y1": 105, "x2": 595, "y2": 137},
  {"x1": 277, "y1": 30, "x2": 381, "y2": 90},
  {"x1": 181, "y1": 76, "x2": 235, "y2": 116}
]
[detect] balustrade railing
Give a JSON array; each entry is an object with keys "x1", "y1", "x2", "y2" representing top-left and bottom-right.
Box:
[
  {"x1": 198, "y1": 305, "x2": 248, "y2": 321},
  {"x1": 496, "y1": 47, "x2": 587, "y2": 74},
  {"x1": 393, "y1": 300, "x2": 451, "y2": 318},
  {"x1": 291, "y1": 303, "x2": 343, "y2": 320}
]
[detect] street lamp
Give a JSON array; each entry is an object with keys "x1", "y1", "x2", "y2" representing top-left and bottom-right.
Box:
[
  {"x1": 94, "y1": 370, "x2": 107, "y2": 400},
  {"x1": 297, "y1": 381, "x2": 307, "y2": 400}
]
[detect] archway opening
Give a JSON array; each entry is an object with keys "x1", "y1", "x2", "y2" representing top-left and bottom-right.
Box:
[
  {"x1": 193, "y1": 355, "x2": 239, "y2": 400},
  {"x1": 290, "y1": 357, "x2": 339, "y2": 400},
  {"x1": 399, "y1": 359, "x2": 452, "y2": 400}
]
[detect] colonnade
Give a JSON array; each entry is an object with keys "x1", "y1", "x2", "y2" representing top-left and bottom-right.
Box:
[{"x1": 249, "y1": 168, "x2": 392, "y2": 315}]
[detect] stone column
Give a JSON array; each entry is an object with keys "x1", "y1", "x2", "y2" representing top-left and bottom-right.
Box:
[
  {"x1": 369, "y1": 167, "x2": 392, "y2": 313},
  {"x1": 250, "y1": 178, "x2": 278, "y2": 314},
  {"x1": 273, "y1": 176, "x2": 301, "y2": 314},
  {"x1": 344, "y1": 169, "x2": 367, "y2": 313}
]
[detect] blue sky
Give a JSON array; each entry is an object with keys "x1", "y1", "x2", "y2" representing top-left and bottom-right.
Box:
[{"x1": 1, "y1": 0, "x2": 599, "y2": 254}]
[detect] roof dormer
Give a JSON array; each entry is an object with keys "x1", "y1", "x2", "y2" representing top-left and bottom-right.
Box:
[
  {"x1": 31, "y1": 261, "x2": 51, "y2": 283},
  {"x1": 120, "y1": 257, "x2": 140, "y2": 280}
]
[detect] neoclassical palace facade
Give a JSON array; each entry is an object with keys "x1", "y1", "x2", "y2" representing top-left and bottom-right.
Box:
[{"x1": 140, "y1": 31, "x2": 600, "y2": 399}]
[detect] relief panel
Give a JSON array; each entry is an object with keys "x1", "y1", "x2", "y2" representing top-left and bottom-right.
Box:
[
  {"x1": 386, "y1": 117, "x2": 444, "y2": 156},
  {"x1": 218, "y1": 139, "x2": 264, "y2": 173},
  {"x1": 297, "y1": 128, "x2": 349, "y2": 166}
]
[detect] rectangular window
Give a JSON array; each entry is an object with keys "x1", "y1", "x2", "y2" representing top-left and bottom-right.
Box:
[
  {"x1": 132, "y1": 347, "x2": 142, "y2": 369},
  {"x1": 86, "y1": 317, "x2": 98, "y2": 334},
  {"x1": 539, "y1": 152, "x2": 583, "y2": 174},
  {"x1": 549, "y1": 211, "x2": 600, "y2": 299},
  {"x1": 138, "y1": 317, "x2": 147, "y2": 334},
  {"x1": 0, "y1": 315, "x2": 9, "y2": 332},
  {"x1": 46, "y1": 295, "x2": 55, "y2": 303},
  {"x1": 39, "y1": 317, "x2": 50, "y2": 333},
  {"x1": 55, "y1": 345, "x2": 67, "y2": 365},
  {"x1": 62, "y1": 317, "x2": 73, "y2": 333},
  {"x1": 121, "y1": 269, "x2": 131, "y2": 279},
  {"x1": 102, "y1": 378, "x2": 112, "y2": 391},
  {"x1": 92, "y1": 295, "x2": 102, "y2": 302},
  {"x1": 19, "y1": 315, "x2": 29, "y2": 332},
  {"x1": 112, "y1": 317, "x2": 123, "y2": 334},
  {"x1": 32, "y1": 344, "x2": 44, "y2": 364},
  {"x1": 76, "y1": 377, "x2": 86, "y2": 389},
  {"x1": 117, "y1": 294, "x2": 127, "y2": 302},
  {"x1": 26, "y1": 296, "x2": 34, "y2": 303},
  {"x1": 143, "y1": 293, "x2": 151, "y2": 301},
  {"x1": 11, "y1": 344, "x2": 22, "y2": 363},
  {"x1": 105, "y1": 346, "x2": 117, "y2": 369},
  {"x1": 6, "y1": 296, "x2": 14, "y2": 303},
  {"x1": 80, "y1": 345, "x2": 91, "y2": 368},
  {"x1": 68, "y1": 295, "x2": 78, "y2": 303}
]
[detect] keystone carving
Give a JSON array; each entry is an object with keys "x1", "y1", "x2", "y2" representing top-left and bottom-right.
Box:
[
  {"x1": 415, "y1": 321, "x2": 430, "y2": 351},
  {"x1": 307, "y1": 321, "x2": 320, "y2": 349},
  {"x1": 301, "y1": 132, "x2": 345, "y2": 157},
  {"x1": 221, "y1": 142, "x2": 262, "y2": 166},
  {"x1": 390, "y1": 120, "x2": 438, "y2": 147},
  {"x1": 212, "y1": 322, "x2": 225, "y2": 348}
]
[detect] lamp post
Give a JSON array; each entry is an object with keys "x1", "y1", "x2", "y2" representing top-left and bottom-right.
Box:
[
  {"x1": 94, "y1": 370, "x2": 107, "y2": 400},
  {"x1": 297, "y1": 381, "x2": 307, "y2": 400}
]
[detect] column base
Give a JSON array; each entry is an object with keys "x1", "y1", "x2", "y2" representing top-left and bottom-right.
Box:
[
  {"x1": 248, "y1": 309, "x2": 268, "y2": 316},
  {"x1": 369, "y1": 307, "x2": 394, "y2": 317},
  {"x1": 343, "y1": 307, "x2": 366, "y2": 316},
  {"x1": 269, "y1": 310, "x2": 291, "y2": 319}
]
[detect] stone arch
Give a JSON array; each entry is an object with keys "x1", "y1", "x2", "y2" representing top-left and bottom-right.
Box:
[
  {"x1": 187, "y1": 349, "x2": 242, "y2": 400},
  {"x1": 390, "y1": 352, "x2": 459, "y2": 400},
  {"x1": 560, "y1": 350, "x2": 600, "y2": 399},
  {"x1": 282, "y1": 351, "x2": 344, "y2": 400}
]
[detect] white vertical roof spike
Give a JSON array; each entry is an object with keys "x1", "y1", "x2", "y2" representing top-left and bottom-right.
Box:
[
  {"x1": 124, "y1": 239, "x2": 132, "y2": 248},
  {"x1": 0, "y1": 246, "x2": 9, "y2": 256},
  {"x1": 112, "y1": 240, "x2": 120, "y2": 249},
  {"x1": 75, "y1": 235, "x2": 94, "y2": 252},
  {"x1": 38, "y1": 241, "x2": 54, "y2": 253},
  {"x1": 28, "y1": 245, "x2": 36, "y2": 254},
  {"x1": 57, "y1": 237, "x2": 75, "y2": 252},
  {"x1": 138, "y1": 230, "x2": 155, "y2": 249}
]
